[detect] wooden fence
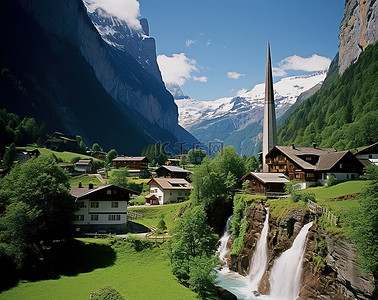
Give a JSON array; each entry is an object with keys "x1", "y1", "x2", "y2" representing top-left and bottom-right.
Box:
[
  {"x1": 307, "y1": 199, "x2": 339, "y2": 226},
  {"x1": 127, "y1": 210, "x2": 143, "y2": 219}
]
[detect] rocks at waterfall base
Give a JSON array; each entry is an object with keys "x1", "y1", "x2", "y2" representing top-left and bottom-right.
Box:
[{"x1": 225, "y1": 204, "x2": 375, "y2": 299}]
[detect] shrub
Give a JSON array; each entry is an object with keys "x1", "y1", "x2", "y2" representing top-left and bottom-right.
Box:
[
  {"x1": 128, "y1": 197, "x2": 146, "y2": 206},
  {"x1": 91, "y1": 285, "x2": 124, "y2": 300},
  {"x1": 126, "y1": 234, "x2": 152, "y2": 251},
  {"x1": 326, "y1": 173, "x2": 338, "y2": 187}
]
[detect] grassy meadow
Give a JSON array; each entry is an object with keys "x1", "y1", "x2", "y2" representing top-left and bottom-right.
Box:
[{"x1": 0, "y1": 238, "x2": 195, "y2": 300}]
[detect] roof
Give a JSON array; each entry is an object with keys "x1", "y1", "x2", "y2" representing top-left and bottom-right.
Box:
[
  {"x1": 144, "y1": 193, "x2": 158, "y2": 199},
  {"x1": 75, "y1": 159, "x2": 93, "y2": 166},
  {"x1": 240, "y1": 172, "x2": 290, "y2": 184},
  {"x1": 70, "y1": 184, "x2": 139, "y2": 199},
  {"x1": 148, "y1": 178, "x2": 193, "y2": 190},
  {"x1": 269, "y1": 146, "x2": 349, "y2": 171},
  {"x1": 113, "y1": 156, "x2": 148, "y2": 162},
  {"x1": 156, "y1": 165, "x2": 192, "y2": 174},
  {"x1": 355, "y1": 142, "x2": 378, "y2": 155}
]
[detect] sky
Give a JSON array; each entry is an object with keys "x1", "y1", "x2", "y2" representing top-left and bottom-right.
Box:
[{"x1": 90, "y1": 0, "x2": 346, "y2": 101}]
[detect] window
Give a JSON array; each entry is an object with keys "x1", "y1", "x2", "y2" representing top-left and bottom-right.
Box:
[
  {"x1": 369, "y1": 155, "x2": 372, "y2": 159},
  {"x1": 107, "y1": 190, "x2": 112, "y2": 195},
  {"x1": 108, "y1": 215, "x2": 121, "y2": 221},
  {"x1": 75, "y1": 215, "x2": 84, "y2": 221},
  {"x1": 111, "y1": 201, "x2": 118, "y2": 208},
  {"x1": 91, "y1": 214, "x2": 98, "y2": 221},
  {"x1": 90, "y1": 201, "x2": 99, "y2": 208},
  {"x1": 78, "y1": 201, "x2": 85, "y2": 208}
]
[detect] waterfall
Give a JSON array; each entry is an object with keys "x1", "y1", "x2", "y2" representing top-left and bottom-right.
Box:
[
  {"x1": 248, "y1": 208, "x2": 269, "y2": 292},
  {"x1": 218, "y1": 215, "x2": 233, "y2": 262},
  {"x1": 269, "y1": 221, "x2": 313, "y2": 300}
]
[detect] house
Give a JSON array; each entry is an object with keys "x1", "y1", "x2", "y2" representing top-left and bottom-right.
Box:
[
  {"x1": 155, "y1": 165, "x2": 192, "y2": 179},
  {"x1": 87, "y1": 150, "x2": 107, "y2": 160},
  {"x1": 70, "y1": 183, "x2": 139, "y2": 233},
  {"x1": 266, "y1": 144, "x2": 364, "y2": 189},
  {"x1": 74, "y1": 159, "x2": 95, "y2": 174},
  {"x1": 144, "y1": 193, "x2": 159, "y2": 205},
  {"x1": 164, "y1": 158, "x2": 181, "y2": 166},
  {"x1": 17, "y1": 148, "x2": 40, "y2": 163},
  {"x1": 112, "y1": 156, "x2": 149, "y2": 177},
  {"x1": 239, "y1": 172, "x2": 290, "y2": 196},
  {"x1": 45, "y1": 132, "x2": 80, "y2": 152},
  {"x1": 354, "y1": 142, "x2": 378, "y2": 167},
  {"x1": 147, "y1": 178, "x2": 193, "y2": 205}
]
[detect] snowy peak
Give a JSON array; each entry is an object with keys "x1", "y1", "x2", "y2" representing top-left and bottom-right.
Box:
[
  {"x1": 83, "y1": 1, "x2": 163, "y2": 81},
  {"x1": 175, "y1": 72, "x2": 327, "y2": 129},
  {"x1": 166, "y1": 82, "x2": 190, "y2": 100}
]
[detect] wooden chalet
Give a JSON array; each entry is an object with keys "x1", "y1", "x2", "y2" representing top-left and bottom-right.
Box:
[
  {"x1": 155, "y1": 165, "x2": 192, "y2": 179},
  {"x1": 45, "y1": 132, "x2": 79, "y2": 152},
  {"x1": 112, "y1": 156, "x2": 149, "y2": 177},
  {"x1": 239, "y1": 172, "x2": 290, "y2": 196},
  {"x1": 266, "y1": 144, "x2": 364, "y2": 189},
  {"x1": 354, "y1": 142, "x2": 378, "y2": 167},
  {"x1": 74, "y1": 159, "x2": 95, "y2": 174},
  {"x1": 17, "y1": 148, "x2": 40, "y2": 163},
  {"x1": 164, "y1": 158, "x2": 181, "y2": 166}
]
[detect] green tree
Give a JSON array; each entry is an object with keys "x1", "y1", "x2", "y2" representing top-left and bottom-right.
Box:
[
  {"x1": 1, "y1": 143, "x2": 17, "y2": 169},
  {"x1": 0, "y1": 155, "x2": 75, "y2": 268},
  {"x1": 92, "y1": 285, "x2": 125, "y2": 300},
  {"x1": 326, "y1": 173, "x2": 338, "y2": 187},
  {"x1": 106, "y1": 149, "x2": 118, "y2": 166},
  {"x1": 188, "y1": 256, "x2": 218, "y2": 299},
  {"x1": 109, "y1": 168, "x2": 129, "y2": 188},
  {"x1": 188, "y1": 149, "x2": 207, "y2": 165},
  {"x1": 169, "y1": 205, "x2": 218, "y2": 285},
  {"x1": 245, "y1": 155, "x2": 259, "y2": 172},
  {"x1": 92, "y1": 143, "x2": 103, "y2": 152},
  {"x1": 347, "y1": 165, "x2": 378, "y2": 288}
]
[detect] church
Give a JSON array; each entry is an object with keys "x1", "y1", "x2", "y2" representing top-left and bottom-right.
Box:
[{"x1": 241, "y1": 44, "x2": 364, "y2": 193}]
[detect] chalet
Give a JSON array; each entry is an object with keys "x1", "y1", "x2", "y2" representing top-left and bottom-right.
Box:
[
  {"x1": 17, "y1": 148, "x2": 40, "y2": 163},
  {"x1": 70, "y1": 183, "x2": 139, "y2": 233},
  {"x1": 87, "y1": 150, "x2": 107, "y2": 160},
  {"x1": 74, "y1": 159, "x2": 95, "y2": 174},
  {"x1": 112, "y1": 156, "x2": 149, "y2": 177},
  {"x1": 147, "y1": 178, "x2": 193, "y2": 205},
  {"x1": 266, "y1": 144, "x2": 364, "y2": 189},
  {"x1": 45, "y1": 132, "x2": 79, "y2": 152},
  {"x1": 155, "y1": 165, "x2": 192, "y2": 179},
  {"x1": 354, "y1": 142, "x2": 378, "y2": 167},
  {"x1": 239, "y1": 172, "x2": 290, "y2": 196},
  {"x1": 164, "y1": 158, "x2": 181, "y2": 166}
]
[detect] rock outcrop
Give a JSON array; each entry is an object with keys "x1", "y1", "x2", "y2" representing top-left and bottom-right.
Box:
[{"x1": 338, "y1": 0, "x2": 378, "y2": 74}]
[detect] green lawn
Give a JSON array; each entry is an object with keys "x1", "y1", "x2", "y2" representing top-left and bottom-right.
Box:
[
  {"x1": 128, "y1": 201, "x2": 191, "y2": 232},
  {"x1": 69, "y1": 174, "x2": 104, "y2": 187},
  {"x1": 267, "y1": 198, "x2": 307, "y2": 219},
  {"x1": 298, "y1": 180, "x2": 368, "y2": 199},
  {"x1": 0, "y1": 239, "x2": 195, "y2": 300}
]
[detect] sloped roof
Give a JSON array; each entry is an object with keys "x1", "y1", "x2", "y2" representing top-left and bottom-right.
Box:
[
  {"x1": 70, "y1": 184, "x2": 139, "y2": 199},
  {"x1": 240, "y1": 172, "x2": 290, "y2": 184},
  {"x1": 271, "y1": 146, "x2": 345, "y2": 171},
  {"x1": 156, "y1": 165, "x2": 192, "y2": 174},
  {"x1": 113, "y1": 156, "x2": 148, "y2": 162},
  {"x1": 355, "y1": 142, "x2": 378, "y2": 155},
  {"x1": 148, "y1": 178, "x2": 193, "y2": 190},
  {"x1": 75, "y1": 159, "x2": 93, "y2": 166}
]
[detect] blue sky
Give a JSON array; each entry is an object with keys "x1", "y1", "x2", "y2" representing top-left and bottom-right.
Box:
[{"x1": 100, "y1": 0, "x2": 346, "y2": 101}]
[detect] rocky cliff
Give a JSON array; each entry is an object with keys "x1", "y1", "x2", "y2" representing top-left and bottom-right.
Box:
[
  {"x1": 225, "y1": 204, "x2": 375, "y2": 299},
  {"x1": 339, "y1": 0, "x2": 378, "y2": 74}
]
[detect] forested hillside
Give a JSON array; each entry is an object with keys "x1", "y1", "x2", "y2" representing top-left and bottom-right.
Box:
[{"x1": 278, "y1": 43, "x2": 378, "y2": 150}]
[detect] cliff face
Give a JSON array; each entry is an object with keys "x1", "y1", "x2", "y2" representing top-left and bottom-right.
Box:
[
  {"x1": 339, "y1": 0, "x2": 378, "y2": 74},
  {"x1": 226, "y1": 205, "x2": 375, "y2": 299}
]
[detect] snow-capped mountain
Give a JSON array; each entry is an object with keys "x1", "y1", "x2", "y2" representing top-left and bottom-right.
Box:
[
  {"x1": 173, "y1": 72, "x2": 326, "y2": 156},
  {"x1": 83, "y1": 1, "x2": 162, "y2": 81},
  {"x1": 175, "y1": 72, "x2": 327, "y2": 129}
]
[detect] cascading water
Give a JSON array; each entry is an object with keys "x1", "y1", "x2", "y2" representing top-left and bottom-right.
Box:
[
  {"x1": 268, "y1": 221, "x2": 313, "y2": 300},
  {"x1": 248, "y1": 208, "x2": 269, "y2": 292},
  {"x1": 218, "y1": 215, "x2": 233, "y2": 262}
]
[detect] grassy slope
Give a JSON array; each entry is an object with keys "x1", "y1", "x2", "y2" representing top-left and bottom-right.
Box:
[
  {"x1": 69, "y1": 174, "x2": 103, "y2": 187},
  {"x1": 0, "y1": 239, "x2": 195, "y2": 300},
  {"x1": 128, "y1": 201, "x2": 190, "y2": 233}
]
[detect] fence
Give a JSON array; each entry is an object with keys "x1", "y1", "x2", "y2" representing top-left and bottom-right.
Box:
[
  {"x1": 127, "y1": 210, "x2": 143, "y2": 219},
  {"x1": 307, "y1": 199, "x2": 339, "y2": 226}
]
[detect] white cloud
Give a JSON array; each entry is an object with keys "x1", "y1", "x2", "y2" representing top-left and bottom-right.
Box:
[
  {"x1": 157, "y1": 53, "x2": 199, "y2": 86},
  {"x1": 84, "y1": 0, "x2": 142, "y2": 31},
  {"x1": 186, "y1": 39, "x2": 196, "y2": 47},
  {"x1": 206, "y1": 39, "x2": 211, "y2": 46},
  {"x1": 227, "y1": 71, "x2": 245, "y2": 80},
  {"x1": 193, "y1": 76, "x2": 208, "y2": 83},
  {"x1": 273, "y1": 54, "x2": 331, "y2": 77}
]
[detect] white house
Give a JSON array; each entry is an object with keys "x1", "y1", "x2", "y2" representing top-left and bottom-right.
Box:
[
  {"x1": 70, "y1": 184, "x2": 139, "y2": 233},
  {"x1": 74, "y1": 159, "x2": 95, "y2": 174},
  {"x1": 146, "y1": 178, "x2": 193, "y2": 205}
]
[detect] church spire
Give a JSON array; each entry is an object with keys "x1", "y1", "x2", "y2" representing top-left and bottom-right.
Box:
[{"x1": 262, "y1": 43, "x2": 277, "y2": 172}]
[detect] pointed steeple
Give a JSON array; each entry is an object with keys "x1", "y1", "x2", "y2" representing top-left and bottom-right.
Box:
[{"x1": 262, "y1": 43, "x2": 277, "y2": 172}]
